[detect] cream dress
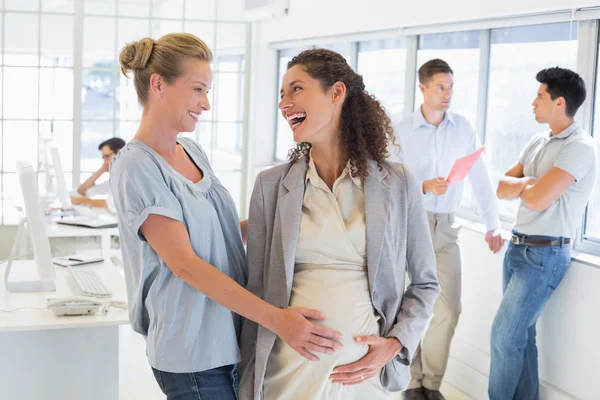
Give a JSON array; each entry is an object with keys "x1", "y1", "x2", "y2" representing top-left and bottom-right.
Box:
[{"x1": 262, "y1": 155, "x2": 392, "y2": 400}]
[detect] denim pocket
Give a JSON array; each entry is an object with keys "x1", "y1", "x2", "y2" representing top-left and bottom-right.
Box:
[{"x1": 522, "y1": 245, "x2": 545, "y2": 271}]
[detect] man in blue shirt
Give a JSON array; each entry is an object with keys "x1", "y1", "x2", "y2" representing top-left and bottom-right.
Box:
[
  {"x1": 393, "y1": 59, "x2": 503, "y2": 400},
  {"x1": 491, "y1": 67, "x2": 596, "y2": 399}
]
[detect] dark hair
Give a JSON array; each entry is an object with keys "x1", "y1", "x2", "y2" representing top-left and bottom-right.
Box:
[
  {"x1": 418, "y1": 59, "x2": 453, "y2": 85},
  {"x1": 286, "y1": 48, "x2": 397, "y2": 179},
  {"x1": 536, "y1": 67, "x2": 586, "y2": 117},
  {"x1": 98, "y1": 137, "x2": 126, "y2": 153}
]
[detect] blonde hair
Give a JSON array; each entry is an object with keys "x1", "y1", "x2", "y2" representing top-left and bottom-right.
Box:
[{"x1": 118, "y1": 33, "x2": 213, "y2": 105}]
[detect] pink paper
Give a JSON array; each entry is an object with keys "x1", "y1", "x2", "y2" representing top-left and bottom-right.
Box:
[{"x1": 446, "y1": 146, "x2": 485, "y2": 184}]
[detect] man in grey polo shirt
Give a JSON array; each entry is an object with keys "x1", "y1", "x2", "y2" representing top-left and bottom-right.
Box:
[{"x1": 491, "y1": 67, "x2": 597, "y2": 399}]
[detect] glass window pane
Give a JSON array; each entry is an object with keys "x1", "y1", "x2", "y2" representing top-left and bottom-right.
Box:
[
  {"x1": 485, "y1": 22, "x2": 578, "y2": 219},
  {"x1": 81, "y1": 121, "x2": 114, "y2": 172},
  {"x1": 3, "y1": 121, "x2": 38, "y2": 172},
  {"x1": 0, "y1": 17, "x2": 4, "y2": 64},
  {"x1": 185, "y1": 0, "x2": 216, "y2": 20},
  {"x1": 214, "y1": 122, "x2": 242, "y2": 164},
  {"x1": 42, "y1": 0, "x2": 74, "y2": 13},
  {"x1": 40, "y1": 68, "x2": 74, "y2": 120},
  {"x1": 195, "y1": 121, "x2": 213, "y2": 152},
  {"x1": 119, "y1": 1, "x2": 150, "y2": 17},
  {"x1": 117, "y1": 72, "x2": 143, "y2": 121},
  {"x1": 216, "y1": 23, "x2": 246, "y2": 51},
  {"x1": 6, "y1": 0, "x2": 38, "y2": 11},
  {"x1": 216, "y1": 71, "x2": 243, "y2": 122},
  {"x1": 5, "y1": 13, "x2": 39, "y2": 66},
  {"x1": 153, "y1": 0, "x2": 183, "y2": 19},
  {"x1": 116, "y1": 120, "x2": 140, "y2": 142},
  {"x1": 415, "y1": 30, "x2": 480, "y2": 126},
  {"x1": 83, "y1": 17, "x2": 117, "y2": 68},
  {"x1": 151, "y1": 20, "x2": 184, "y2": 39},
  {"x1": 3, "y1": 173, "x2": 21, "y2": 225},
  {"x1": 82, "y1": 69, "x2": 116, "y2": 120},
  {"x1": 4, "y1": 67, "x2": 39, "y2": 119},
  {"x1": 117, "y1": 18, "x2": 150, "y2": 59},
  {"x1": 357, "y1": 37, "x2": 406, "y2": 117},
  {"x1": 85, "y1": 0, "x2": 117, "y2": 15},
  {"x1": 414, "y1": 31, "x2": 481, "y2": 211},
  {"x1": 321, "y1": 42, "x2": 352, "y2": 64},
  {"x1": 41, "y1": 14, "x2": 74, "y2": 67},
  {"x1": 40, "y1": 121, "x2": 73, "y2": 171},
  {"x1": 585, "y1": 40, "x2": 600, "y2": 240},
  {"x1": 184, "y1": 21, "x2": 215, "y2": 50}
]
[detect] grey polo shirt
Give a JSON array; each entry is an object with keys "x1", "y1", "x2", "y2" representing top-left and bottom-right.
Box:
[{"x1": 513, "y1": 122, "x2": 597, "y2": 239}]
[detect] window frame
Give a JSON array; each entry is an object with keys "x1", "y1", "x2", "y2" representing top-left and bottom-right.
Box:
[{"x1": 271, "y1": 18, "x2": 600, "y2": 260}]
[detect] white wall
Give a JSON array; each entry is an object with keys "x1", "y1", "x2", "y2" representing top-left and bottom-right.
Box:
[
  {"x1": 446, "y1": 228, "x2": 600, "y2": 399},
  {"x1": 260, "y1": 0, "x2": 598, "y2": 42}
]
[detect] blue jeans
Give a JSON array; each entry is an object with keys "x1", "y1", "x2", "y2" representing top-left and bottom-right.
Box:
[
  {"x1": 151, "y1": 364, "x2": 238, "y2": 400},
  {"x1": 489, "y1": 237, "x2": 570, "y2": 400}
]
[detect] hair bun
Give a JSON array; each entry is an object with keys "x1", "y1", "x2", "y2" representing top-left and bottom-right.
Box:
[{"x1": 119, "y1": 38, "x2": 154, "y2": 74}]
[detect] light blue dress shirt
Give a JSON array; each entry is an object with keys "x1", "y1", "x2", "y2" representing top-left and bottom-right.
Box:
[
  {"x1": 110, "y1": 137, "x2": 248, "y2": 373},
  {"x1": 392, "y1": 109, "x2": 500, "y2": 232}
]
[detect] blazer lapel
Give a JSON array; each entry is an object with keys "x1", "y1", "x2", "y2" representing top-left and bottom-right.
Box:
[
  {"x1": 278, "y1": 158, "x2": 307, "y2": 302},
  {"x1": 364, "y1": 160, "x2": 390, "y2": 289}
]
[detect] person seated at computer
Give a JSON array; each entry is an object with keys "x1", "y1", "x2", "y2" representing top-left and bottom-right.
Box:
[{"x1": 71, "y1": 137, "x2": 125, "y2": 209}]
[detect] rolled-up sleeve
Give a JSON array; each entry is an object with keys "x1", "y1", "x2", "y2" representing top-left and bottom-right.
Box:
[{"x1": 111, "y1": 155, "x2": 183, "y2": 241}]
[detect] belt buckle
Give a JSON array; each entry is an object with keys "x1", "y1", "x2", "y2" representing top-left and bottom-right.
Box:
[{"x1": 511, "y1": 235, "x2": 524, "y2": 245}]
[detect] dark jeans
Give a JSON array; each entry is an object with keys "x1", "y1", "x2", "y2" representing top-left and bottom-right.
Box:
[
  {"x1": 489, "y1": 235, "x2": 571, "y2": 400},
  {"x1": 151, "y1": 364, "x2": 238, "y2": 400}
]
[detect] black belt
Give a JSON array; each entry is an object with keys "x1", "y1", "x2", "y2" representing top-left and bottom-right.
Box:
[{"x1": 510, "y1": 234, "x2": 570, "y2": 247}]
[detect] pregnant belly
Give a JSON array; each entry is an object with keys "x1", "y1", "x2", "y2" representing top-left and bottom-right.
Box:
[{"x1": 285, "y1": 266, "x2": 380, "y2": 365}]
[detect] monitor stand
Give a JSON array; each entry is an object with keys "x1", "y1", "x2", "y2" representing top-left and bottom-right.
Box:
[{"x1": 4, "y1": 217, "x2": 56, "y2": 292}]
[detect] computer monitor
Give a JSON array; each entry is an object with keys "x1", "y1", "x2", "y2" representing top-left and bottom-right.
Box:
[
  {"x1": 4, "y1": 161, "x2": 56, "y2": 292},
  {"x1": 49, "y1": 145, "x2": 73, "y2": 210}
]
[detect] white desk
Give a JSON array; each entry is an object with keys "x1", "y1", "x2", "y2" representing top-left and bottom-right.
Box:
[
  {"x1": 0, "y1": 261, "x2": 129, "y2": 400},
  {"x1": 46, "y1": 222, "x2": 119, "y2": 259}
]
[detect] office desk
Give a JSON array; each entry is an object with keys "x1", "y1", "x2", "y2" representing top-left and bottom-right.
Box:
[
  {"x1": 46, "y1": 222, "x2": 119, "y2": 259},
  {"x1": 0, "y1": 261, "x2": 129, "y2": 400}
]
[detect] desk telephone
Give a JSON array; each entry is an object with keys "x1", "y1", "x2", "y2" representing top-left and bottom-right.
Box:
[{"x1": 46, "y1": 297, "x2": 127, "y2": 316}]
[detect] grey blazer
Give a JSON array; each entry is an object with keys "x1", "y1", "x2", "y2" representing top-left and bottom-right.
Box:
[{"x1": 239, "y1": 156, "x2": 439, "y2": 399}]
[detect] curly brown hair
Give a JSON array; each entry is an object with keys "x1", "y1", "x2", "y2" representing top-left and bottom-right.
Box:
[{"x1": 286, "y1": 48, "x2": 398, "y2": 179}]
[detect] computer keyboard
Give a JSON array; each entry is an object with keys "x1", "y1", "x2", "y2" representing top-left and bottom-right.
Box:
[{"x1": 67, "y1": 267, "x2": 112, "y2": 298}]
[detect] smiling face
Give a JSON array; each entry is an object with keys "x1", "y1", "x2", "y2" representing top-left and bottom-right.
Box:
[
  {"x1": 278, "y1": 65, "x2": 344, "y2": 144},
  {"x1": 420, "y1": 72, "x2": 454, "y2": 112},
  {"x1": 159, "y1": 58, "x2": 212, "y2": 133}
]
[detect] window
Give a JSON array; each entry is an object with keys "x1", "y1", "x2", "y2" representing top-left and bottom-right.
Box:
[
  {"x1": 484, "y1": 22, "x2": 578, "y2": 219},
  {"x1": 0, "y1": 0, "x2": 248, "y2": 224},
  {"x1": 415, "y1": 31, "x2": 481, "y2": 210},
  {"x1": 583, "y1": 37, "x2": 600, "y2": 244},
  {"x1": 1, "y1": 3, "x2": 75, "y2": 224},
  {"x1": 415, "y1": 31, "x2": 480, "y2": 125},
  {"x1": 357, "y1": 38, "x2": 406, "y2": 117}
]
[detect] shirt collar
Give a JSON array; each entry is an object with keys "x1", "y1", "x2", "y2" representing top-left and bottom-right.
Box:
[
  {"x1": 305, "y1": 149, "x2": 363, "y2": 191},
  {"x1": 549, "y1": 121, "x2": 581, "y2": 140},
  {"x1": 412, "y1": 107, "x2": 455, "y2": 130}
]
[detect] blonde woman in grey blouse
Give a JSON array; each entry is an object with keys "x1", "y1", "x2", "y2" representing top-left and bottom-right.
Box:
[
  {"x1": 112, "y1": 34, "x2": 343, "y2": 400},
  {"x1": 239, "y1": 49, "x2": 440, "y2": 399}
]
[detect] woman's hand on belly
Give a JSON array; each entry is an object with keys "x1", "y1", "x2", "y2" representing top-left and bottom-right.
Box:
[
  {"x1": 270, "y1": 307, "x2": 344, "y2": 361},
  {"x1": 329, "y1": 336, "x2": 403, "y2": 386}
]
